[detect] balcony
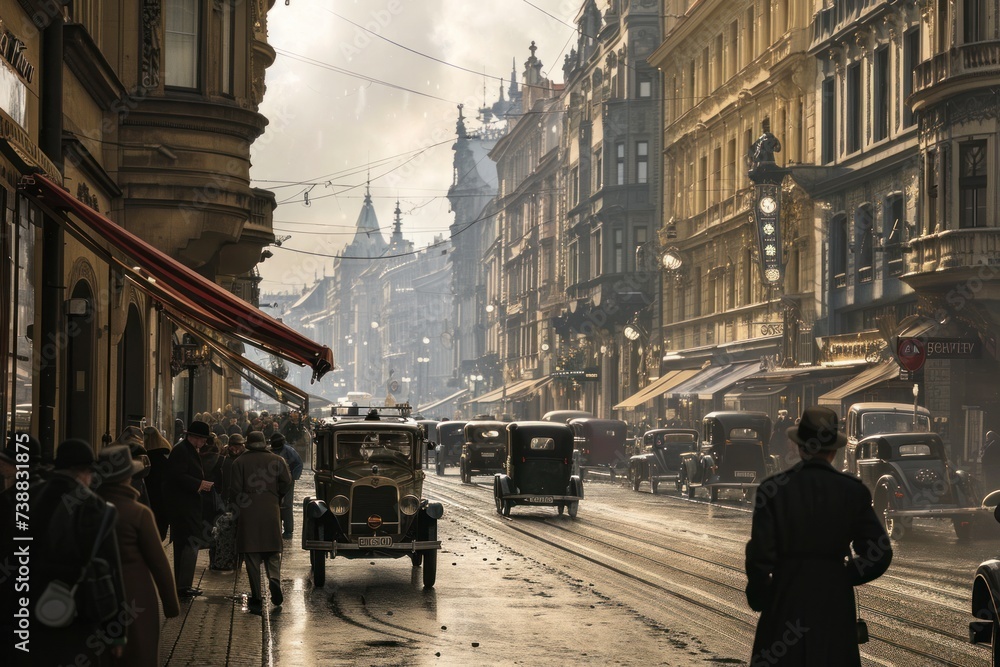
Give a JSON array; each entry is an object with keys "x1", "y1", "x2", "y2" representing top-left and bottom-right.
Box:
[
  {"x1": 903, "y1": 227, "x2": 1000, "y2": 289},
  {"x1": 911, "y1": 41, "x2": 1000, "y2": 109}
]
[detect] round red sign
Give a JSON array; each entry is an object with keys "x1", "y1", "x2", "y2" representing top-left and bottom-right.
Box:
[{"x1": 896, "y1": 337, "x2": 926, "y2": 372}]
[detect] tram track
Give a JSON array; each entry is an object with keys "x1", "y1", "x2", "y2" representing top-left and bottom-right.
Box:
[{"x1": 425, "y1": 473, "x2": 983, "y2": 665}]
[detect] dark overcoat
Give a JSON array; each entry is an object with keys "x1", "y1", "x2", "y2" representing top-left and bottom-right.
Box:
[
  {"x1": 231, "y1": 449, "x2": 291, "y2": 553},
  {"x1": 97, "y1": 482, "x2": 180, "y2": 667},
  {"x1": 162, "y1": 438, "x2": 205, "y2": 534},
  {"x1": 745, "y1": 458, "x2": 892, "y2": 666},
  {"x1": 145, "y1": 447, "x2": 171, "y2": 539}
]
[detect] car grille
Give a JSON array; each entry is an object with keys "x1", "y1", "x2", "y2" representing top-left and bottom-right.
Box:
[{"x1": 350, "y1": 484, "x2": 399, "y2": 536}]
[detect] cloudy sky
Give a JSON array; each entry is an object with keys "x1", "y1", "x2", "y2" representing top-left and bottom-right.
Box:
[{"x1": 251, "y1": 0, "x2": 579, "y2": 295}]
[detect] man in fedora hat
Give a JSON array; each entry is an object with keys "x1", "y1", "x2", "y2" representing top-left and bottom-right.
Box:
[
  {"x1": 163, "y1": 420, "x2": 215, "y2": 598},
  {"x1": 745, "y1": 406, "x2": 892, "y2": 666},
  {"x1": 269, "y1": 432, "x2": 302, "y2": 539}
]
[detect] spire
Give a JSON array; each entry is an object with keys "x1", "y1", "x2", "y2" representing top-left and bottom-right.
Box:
[
  {"x1": 508, "y1": 57, "x2": 519, "y2": 97},
  {"x1": 456, "y1": 103, "x2": 467, "y2": 138},
  {"x1": 365, "y1": 166, "x2": 372, "y2": 205},
  {"x1": 392, "y1": 200, "x2": 403, "y2": 239}
]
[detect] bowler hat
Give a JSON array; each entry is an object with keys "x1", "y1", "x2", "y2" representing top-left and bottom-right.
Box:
[
  {"x1": 228, "y1": 433, "x2": 246, "y2": 446},
  {"x1": 96, "y1": 445, "x2": 145, "y2": 485},
  {"x1": 54, "y1": 439, "x2": 96, "y2": 470},
  {"x1": 788, "y1": 406, "x2": 848, "y2": 451},
  {"x1": 186, "y1": 420, "x2": 212, "y2": 438},
  {"x1": 270, "y1": 432, "x2": 286, "y2": 448},
  {"x1": 246, "y1": 431, "x2": 267, "y2": 451}
]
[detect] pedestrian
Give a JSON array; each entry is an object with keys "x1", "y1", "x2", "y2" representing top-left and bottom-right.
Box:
[
  {"x1": 269, "y1": 432, "x2": 303, "y2": 538},
  {"x1": 745, "y1": 406, "x2": 892, "y2": 666},
  {"x1": 769, "y1": 409, "x2": 795, "y2": 466},
  {"x1": 162, "y1": 420, "x2": 215, "y2": 599},
  {"x1": 232, "y1": 431, "x2": 291, "y2": 614},
  {"x1": 981, "y1": 430, "x2": 1000, "y2": 492},
  {"x1": 28, "y1": 439, "x2": 128, "y2": 666},
  {"x1": 211, "y1": 433, "x2": 246, "y2": 570},
  {"x1": 94, "y1": 445, "x2": 180, "y2": 667},
  {"x1": 117, "y1": 426, "x2": 150, "y2": 507},
  {"x1": 143, "y1": 426, "x2": 172, "y2": 540}
]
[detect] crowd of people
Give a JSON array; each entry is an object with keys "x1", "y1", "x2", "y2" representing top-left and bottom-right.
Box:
[{"x1": 1, "y1": 406, "x2": 311, "y2": 666}]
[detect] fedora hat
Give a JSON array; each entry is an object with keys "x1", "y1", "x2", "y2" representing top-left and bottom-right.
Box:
[
  {"x1": 54, "y1": 439, "x2": 95, "y2": 470},
  {"x1": 788, "y1": 406, "x2": 848, "y2": 451},
  {"x1": 96, "y1": 445, "x2": 144, "y2": 485},
  {"x1": 185, "y1": 420, "x2": 212, "y2": 438},
  {"x1": 228, "y1": 433, "x2": 246, "y2": 446},
  {"x1": 246, "y1": 431, "x2": 267, "y2": 451}
]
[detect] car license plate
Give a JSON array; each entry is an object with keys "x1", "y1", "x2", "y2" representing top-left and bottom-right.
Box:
[
  {"x1": 480, "y1": 452, "x2": 495, "y2": 458},
  {"x1": 358, "y1": 536, "x2": 393, "y2": 547},
  {"x1": 735, "y1": 471, "x2": 756, "y2": 480},
  {"x1": 527, "y1": 496, "x2": 553, "y2": 503}
]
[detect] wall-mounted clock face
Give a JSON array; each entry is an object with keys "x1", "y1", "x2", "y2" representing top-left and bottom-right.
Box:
[{"x1": 759, "y1": 196, "x2": 777, "y2": 214}]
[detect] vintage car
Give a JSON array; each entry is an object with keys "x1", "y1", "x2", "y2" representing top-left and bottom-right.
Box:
[
  {"x1": 628, "y1": 428, "x2": 700, "y2": 493},
  {"x1": 460, "y1": 420, "x2": 508, "y2": 482},
  {"x1": 969, "y1": 496, "x2": 1000, "y2": 662},
  {"x1": 568, "y1": 417, "x2": 629, "y2": 476},
  {"x1": 493, "y1": 421, "x2": 583, "y2": 517},
  {"x1": 855, "y1": 432, "x2": 980, "y2": 540},
  {"x1": 541, "y1": 409, "x2": 594, "y2": 424},
  {"x1": 302, "y1": 405, "x2": 443, "y2": 588},
  {"x1": 417, "y1": 419, "x2": 439, "y2": 469},
  {"x1": 678, "y1": 411, "x2": 777, "y2": 502},
  {"x1": 434, "y1": 420, "x2": 466, "y2": 475},
  {"x1": 840, "y1": 402, "x2": 932, "y2": 475}
]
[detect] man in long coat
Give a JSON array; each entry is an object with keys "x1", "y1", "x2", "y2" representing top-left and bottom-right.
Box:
[
  {"x1": 162, "y1": 420, "x2": 214, "y2": 598},
  {"x1": 269, "y1": 432, "x2": 303, "y2": 538},
  {"x1": 745, "y1": 406, "x2": 892, "y2": 666},
  {"x1": 232, "y1": 431, "x2": 291, "y2": 613}
]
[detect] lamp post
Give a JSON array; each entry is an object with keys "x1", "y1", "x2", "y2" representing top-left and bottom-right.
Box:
[
  {"x1": 175, "y1": 333, "x2": 210, "y2": 429},
  {"x1": 416, "y1": 357, "x2": 430, "y2": 408}
]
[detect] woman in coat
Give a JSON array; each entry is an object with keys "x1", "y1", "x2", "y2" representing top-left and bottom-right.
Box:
[
  {"x1": 95, "y1": 445, "x2": 180, "y2": 667},
  {"x1": 143, "y1": 426, "x2": 172, "y2": 540}
]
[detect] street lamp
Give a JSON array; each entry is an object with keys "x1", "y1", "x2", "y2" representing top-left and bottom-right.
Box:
[
  {"x1": 416, "y1": 357, "x2": 430, "y2": 406},
  {"x1": 913, "y1": 383, "x2": 920, "y2": 428},
  {"x1": 174, "y1": 333, "x2": 210, "y2": 429}
]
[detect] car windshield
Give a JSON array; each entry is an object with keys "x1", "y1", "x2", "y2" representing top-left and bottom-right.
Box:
[
  {"x1": 860, "y1": 413, "x2": 931, "y2": 436},
  {"x1": 335, "y1": 431, "x2": 413, "y2": 465}
]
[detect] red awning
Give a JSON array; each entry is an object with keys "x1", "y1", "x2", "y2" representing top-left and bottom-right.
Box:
[{"x1": 19, "y1": 174, "x2": 333, "y2": 380}]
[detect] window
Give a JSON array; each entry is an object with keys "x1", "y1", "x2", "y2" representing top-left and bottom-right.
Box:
[
  {"x1": 745, "y1": 7, "x2": 755, "y2": 62},
  {"x1": 698, "y1": 154, "x2": 707, "y2": 210},
  {"x1": 726, "y1": 265, "x2": 736, "y2": 309},
  {"x1": 594, "y1": 148, "x2": 603, "y2": 190},
  {"x1": 712, "y1": 145, "x2": 722, "y2": 206},
  {"x1": 636, "y1": 141, "x2": 648, "y2": 184},
  {"x1": 220, "y1": 0, "x2": 234, "y2": 95},
  {"x1": 821, "y1": 77, "x2": 835, "y2": 163},
  {"x1": 856, "y1": 205, "x2": 874, "y2": 283},
  {"x1": 612, "y1": 228, "x2": 624, "y2": 273},
  {"x1": 761, "y1": 0, "x2": 771, "y2": 48},
  {"x1": 959, "y1": 140, "x2": 987, "y2": 228},
  {"x1": 638, "y1": 77, "x2": 651, "y2": 98},
  {"x1": 874, "y1": 47, "x2": 889, "y2": 142},
  {"x1": 847, "y1": 63, "x2": 862, "y2": 153},
  {"x1": 634, "y1": 226, "x2": 647, "y2": 272},
  {"x1": 591, "y1": 228, "x2": 603, "y2": 278},
  {"x1": 832, "y1": 214, "x2": 848, "y2": 287},
  {"x1": 728, "y1": 21, "x2": 739, "y2": 78},
  {"x1": 903, "y1": 30, "x2": 920, "y2": 127},
  {"x1": 570, "y1": 166, "x2": 579, "y2": 205},
  {"x1": 693, "y1": 269, "x2": 702, "y2": 317},
  {"x1": 568, "y1": 241, "x2": 579, "y2": 286},
  {"x1": 616, "y1": 143, "x2": 625, "y2": 185},
  {"x1": 702, "y1": 46, "x2": 710, "y2": 95},
  {"x1": 165, "y1": 0, "x2": 200, "y2": 89},
  {"x1": 937, "y1": 0, "x2": 949, "y2": 52},
  {"x1": 964, "y1": 0, "x2": 986, "y2": 43},
  {"x1": 714, "y1": 34, "x2": 724, "y2": 89},
  {"x1": 687, "y1": 60, "x2": 695, "y2": 112},
  {"x1": 726, "y1": 139, "x2": 736, "y2": 199},
  {"x1": 885, "y1": 194, "x2": 906, "y2": 276},
  {"x1": 926, "y1": 150, "x2": 938, "y2": 233}
]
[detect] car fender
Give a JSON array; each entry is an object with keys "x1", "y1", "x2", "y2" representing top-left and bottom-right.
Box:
[
  {"x1": 874, "y1": 474, "x2": 902, "y2": 509},
  {"x1": 496, "y1": 473, "x2": 514, "y2": 497},
  {"x1": 972, "y1": 560, "x2": 1000, "y2": 621},
  {"x1": 569, "y1": 475, "x2": 584, "y2": 499},
  {"x1": 421, "y1": 499, "x2": 444, "y2": 520}
]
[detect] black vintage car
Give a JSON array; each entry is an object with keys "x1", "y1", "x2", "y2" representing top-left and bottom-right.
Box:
[
  {"x1": 493, "y1": 421, "x2": 583, "y2": 517},
  {"x1": 302, "y1": 405, "x2": 443, "y2": 588},
  {"x1": 678, "y1": 411, "x2": 778, "y2": 502},
  {"x1": 568, "y1": 417, "x2": 629, "y2": 478},
  {"x1": 969, "y1": 494, "x2": 1000, "y2": 664},
  {"x1": 434, "y1": 420, "x2": 466, "y2": 475},
  {"x1": 460, "y1": 420, "x2": 507, "y2": 482},
  {"x1": 855, "y1": 432, "x2": 980, "y2": 540},
  {"x1": 628, "y1": 428, "x2": 700, "y2": 494}
]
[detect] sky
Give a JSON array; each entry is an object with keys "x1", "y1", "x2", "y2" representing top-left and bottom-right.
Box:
[{"x1": 251, "y1": 0, "x2": 580, "y2": 296}]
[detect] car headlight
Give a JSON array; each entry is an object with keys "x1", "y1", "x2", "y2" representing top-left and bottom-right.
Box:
[
  {"x1": 399, "y1": 495, "x2": 420, "y2": 516},
  {"x1": 329, "y1": 495, "x2": 350, "y2": 516}
]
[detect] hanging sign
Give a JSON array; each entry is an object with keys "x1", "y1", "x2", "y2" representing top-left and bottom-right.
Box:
[{"x1": 749, "y1": 184, "x2": 783, "y2": 286}]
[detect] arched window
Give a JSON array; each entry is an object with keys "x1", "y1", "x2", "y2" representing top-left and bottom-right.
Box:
[
  {"x1": 856, "y1": 204, "x2": 874, "y2": 283},
  {"x1": 831, "y1": 214, "x2": 848, "y2": 288}
]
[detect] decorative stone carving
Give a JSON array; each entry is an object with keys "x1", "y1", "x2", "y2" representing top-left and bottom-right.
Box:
[{"x1": 141, "y1": 0, "x2": 160, "y2": 89}]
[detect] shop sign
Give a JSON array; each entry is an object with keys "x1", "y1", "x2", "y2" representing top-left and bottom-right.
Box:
[
  {"x1": 552, "y1": 366, "x2": 600, "y2": 382},
  {"x1": 896, "y1": 337, "x2": 926, "y2": 372},
  {"x1": 924, "y1": 337, "x2": 981, "y2": 359}
]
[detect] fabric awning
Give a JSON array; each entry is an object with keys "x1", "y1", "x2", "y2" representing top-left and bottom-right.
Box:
[
  {"x1": 508, "y1": 376, "x2": 552, "y2": 400},
  {"x1": 667, "y1": 361, "x2": 761, "y2": 399},
  {"x1": 613, "y1": 369, "x2": 701, "y2": 410},
  {"x1": 467, "y1": 379, "x2": 537, "y2": 404},
  {"x1": 817, "y1": 361, "x2": 901, "y2": 409},
  {"x1": 177, "y1": 322, "x2": 309, "y2": 412},
  {"x1": 19, "y1": 174, "x2": 333, "y2": 380},
  {"x1": 418, "y1": 388, "x2": 470, "y2": 413},
  {"x1": 725, "y1": 384, "x2": 787, "y2": 400}
]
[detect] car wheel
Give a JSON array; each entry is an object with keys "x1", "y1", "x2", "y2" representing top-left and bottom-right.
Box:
[
  {"x1": 631, "y1": 469, "x2": 640, "y2": 492},
  {"x1": 743, "y1": 488, "x2": 756, "y2": 505},
  {"x1": 651, "y1": 479, "x2": 659, "y2": 495},
  {"x1": 502, "y1": 499, "x2": 511, "y2": 517},
  {"x1": 310, "y1": 550, "x2": 326, "y2": 588},
  {"x1": 436, "y1": 461, "x2": 444, "y2": 476},
  {"x1": 954, "y1": 517, "x2": 974, "y2": 541},
  {"x1": 410, "y1": 551, "x2": 423, "y2": 567},
  {"x1": 461, "y1": 463, "x2": 469, "y2": 483},
  {"x1": 567, "y1": 501, "x2": 579, "y2": 518},
  {"x1": 879, "y1": 495, "x2": 907, "y2": 540},
  {"x1": 680, "y1": 472, "x2": 695, "y2": 499},
  {"x1": 558, "y1": 504, "x2": 565, "y2": 515},
  {"x1": 422, "y1": 549, "x2": 437, "y2": 588},
  {"x1": 494, "y1": 479, "x2": 504, "y2": 515}
]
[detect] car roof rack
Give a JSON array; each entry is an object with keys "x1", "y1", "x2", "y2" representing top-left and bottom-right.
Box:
[{"x1": 327, "y1": 403, "x2": 414, "y2": 422}]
